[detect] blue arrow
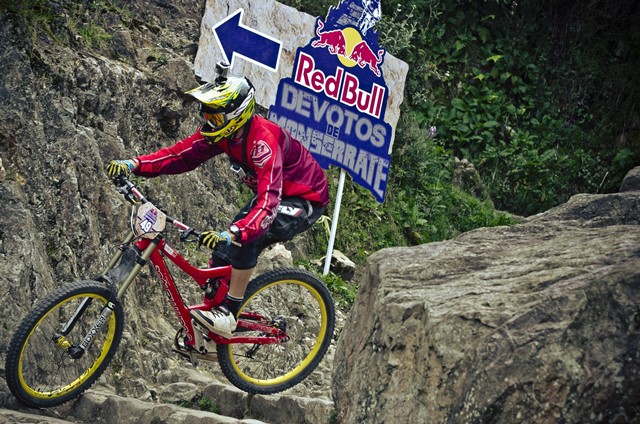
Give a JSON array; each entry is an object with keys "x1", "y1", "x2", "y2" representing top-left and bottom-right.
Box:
[{"x1": 213, "y1": 9, "x2": 282, "y2": 72}]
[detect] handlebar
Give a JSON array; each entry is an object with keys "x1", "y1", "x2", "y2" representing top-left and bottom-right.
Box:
[
  {"x1": 114, "y1": 175, "x2": 147, "y2": 204},
  {"x1": 113, "y1": 175, "x2": 202, "y2": 241}
]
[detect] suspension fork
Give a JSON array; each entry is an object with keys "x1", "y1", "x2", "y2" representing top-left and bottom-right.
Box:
[
  {"x1": 57, "y1": 232, "x2": 138, "y2": 339},
  {"x1": 116, "y1": 236, "x2": 162, "y2": 300},
  {"x1": 57, "y1": 235, "x2": 162, "y2": 358},
  {"x1": 61, "y1": 299, "x2": 118, "y2": 359},
  {"x1": 54, "y1": 232, "x2": 135, "y2": 343}
]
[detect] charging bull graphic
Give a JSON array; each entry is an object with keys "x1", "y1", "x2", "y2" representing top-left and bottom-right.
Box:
[
  {"x1": 349, "y1": 40, "x2": 384, "y2": 76},
  {"x1": 311, "y1": 20, "x2": 346, "y2": 55}
]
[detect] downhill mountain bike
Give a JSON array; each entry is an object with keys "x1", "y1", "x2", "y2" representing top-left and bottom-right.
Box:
[{"x1": 4, "y1": 175, "x2": 336, "y2": 408}]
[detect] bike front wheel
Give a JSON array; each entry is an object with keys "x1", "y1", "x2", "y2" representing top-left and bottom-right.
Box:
[
  {"x1": 217, "y1": 269, "x2": 335, "y2": 394},
  {"x1": 5, "y1": 280, "x2": 124, "y2": 408}
]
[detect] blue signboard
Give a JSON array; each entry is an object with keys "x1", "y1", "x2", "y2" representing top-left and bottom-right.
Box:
[{"x1": 269, "y1": 0, "x2": 391, "y2": 202}]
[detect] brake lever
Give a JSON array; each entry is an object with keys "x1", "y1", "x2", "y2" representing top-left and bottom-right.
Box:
[{"x1": 179, "y1": 228, "x2": 201, "y2": 243}]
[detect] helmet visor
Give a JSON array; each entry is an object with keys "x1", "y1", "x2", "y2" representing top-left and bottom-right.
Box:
[{"x1": 203, "y1": 110, "x2": 227, "y2": 129}]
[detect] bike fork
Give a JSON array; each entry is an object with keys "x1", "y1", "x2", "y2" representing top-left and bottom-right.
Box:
[
  {"x1": 58, "y1": 297, "x2": 93, "y2": 336},
  {"x1": 116, "y1": 236, "x2": 161, "y2": 300},
  {"x1": 54, "y1": 301, "x2": 116, "y2": 359},
  {"x1": 55, "y1": 234, "x2": 160, "y2": 359}
]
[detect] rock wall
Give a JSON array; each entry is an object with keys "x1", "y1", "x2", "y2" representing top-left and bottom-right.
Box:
[
  {"x1": 332, "y1": 169, "x2": 640, "y2": 423},
  {"x1": 0, "y1": 0, "x2": 242, "y2": 409}
]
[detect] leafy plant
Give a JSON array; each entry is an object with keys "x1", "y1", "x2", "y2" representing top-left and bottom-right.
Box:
[
  {"x1": 0, "y1": 0, "x2": 52, "y2": 24},
  {"x1": 197, "y1": 396, "x2": 220, "y2": 414},
  {"x1": 322, "y1": 271, "x2": 357, "y2": 310},
  {"x1": 173, "y1": 395, "x2": 220, "y2": 414}
]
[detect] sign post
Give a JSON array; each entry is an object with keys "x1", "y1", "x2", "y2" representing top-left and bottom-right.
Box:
[{"x1": 323, "y1": 169, "x2": 346, "y2": 275}]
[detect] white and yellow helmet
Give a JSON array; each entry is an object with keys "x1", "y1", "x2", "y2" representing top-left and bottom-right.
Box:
[{"x1": 187, "y1": 76, "x2": 255, "y2": 143}]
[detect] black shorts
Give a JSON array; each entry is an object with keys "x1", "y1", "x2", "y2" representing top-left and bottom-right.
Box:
[{"x1": 210, "y1": 197, "x2": 325, "y2": 269}]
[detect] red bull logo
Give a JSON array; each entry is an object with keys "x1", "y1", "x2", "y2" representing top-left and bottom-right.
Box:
[
  {"x1": 310, "y1": 19, "x2": 384, "y2": 77},
  {"x1": 269, "y1": 0, "x2": 395, "y2": 203},
  {"x1": 349, "y1": 40, "x2": 384, "y2": 77},
  {"x1": 311, "y1": 20, "x2": 347, "y2": 56},
  {"x1": 294, "y1": 52, "x2": 385, "y2": 119}
]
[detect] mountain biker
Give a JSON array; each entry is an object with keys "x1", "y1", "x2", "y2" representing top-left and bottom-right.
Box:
[{"x1": 106, "y1": 66, "x2": 330, "y2": 338}]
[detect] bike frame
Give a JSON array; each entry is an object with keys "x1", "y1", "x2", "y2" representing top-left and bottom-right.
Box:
[
  {"x1": 96, "y1": 177, "x2": 290, "y2": 349},
  {"x1": 105, "y1": 233, "x2": 287, "y2": 348}
]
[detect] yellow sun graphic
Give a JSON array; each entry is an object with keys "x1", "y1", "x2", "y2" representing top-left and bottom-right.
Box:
[{"x1": 338, "y1": 27, "x2": 361, "y2": 68}]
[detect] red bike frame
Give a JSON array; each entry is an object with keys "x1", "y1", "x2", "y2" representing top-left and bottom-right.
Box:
[
  {"x1": 132, "y1": 236, "x2": 288, "y2": 347},
  {"x1": 111, "y1": 177, "x2": 288, "y2": 348}
]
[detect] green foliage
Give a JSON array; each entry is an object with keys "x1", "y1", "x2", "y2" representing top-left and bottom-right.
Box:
[
  {"x1": 197, "y1": 396, "x2": 220, "y2": 414},
  {"x1": 172, "y1": 395, "x2": 220, "y2": 414},
  {"x1": 314, "y1": 138, "x2": 516, "y2": 266},
  {"x1": 321, "y1": 271, "x2": 357, "y2": 310},
  {"x1": 0, "y1": 0, "x2": 52, "y2": 24},
  {"x1": 0, "y1": 0, "x2": 55, "y2": 40},
  {"x1": 377, "y1": 4, "x2": 420, "y2": 56},
  {"x1": 328, "y1": 409, "x2": 340, "y2": 424},
  {"x1": 69, "y1": 17, "x2": 112, "y2": 48},
  {"x1": 1, "y1": 0, "x2": 132, "y2": 49},
  {"x1": 375, "y1": 0, "x2": 640, "y2": 217}
]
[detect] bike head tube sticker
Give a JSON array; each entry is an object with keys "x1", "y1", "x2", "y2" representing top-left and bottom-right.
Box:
[
  {"x1": 134, "y1": 202, "x2": 167, "y2": 238},
  {"x1": 269, "y1": 0, "x2": 392, "y2": 202}
]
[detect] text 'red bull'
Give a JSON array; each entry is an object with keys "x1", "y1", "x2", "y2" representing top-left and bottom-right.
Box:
[{"x1": 294, "y1": 52, "x2": 385, "y2": 119}]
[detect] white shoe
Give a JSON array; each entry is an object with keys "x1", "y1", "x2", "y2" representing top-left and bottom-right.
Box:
[{"x1": 190, "y1": 305, "x2": 237, "y2": 338}]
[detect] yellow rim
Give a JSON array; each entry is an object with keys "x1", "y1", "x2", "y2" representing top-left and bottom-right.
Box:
[
  {"x1": 18, "y1": 293, "x2": 117, "y2": 399},
  {"x1": 231, "y1": 278, "x2": 329, "y2": 386}
]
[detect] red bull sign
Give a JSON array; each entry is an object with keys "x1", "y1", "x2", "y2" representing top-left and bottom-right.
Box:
[{"x1": 269, "y1": 0, "x2": 392, "y2": 202}]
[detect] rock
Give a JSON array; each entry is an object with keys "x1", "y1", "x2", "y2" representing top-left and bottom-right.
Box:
[
  {"x1": 322, "y1": 249, "x2": 356, "y2": 281},
  {"x1": 159, "y1": 382, "x2": 199, "y2": 404},
  {"x1": 69, "y1": 391, "x2": 267, "y2": 424},
  {"x1": 0, "y1": 409, "x2": 71, "y2": 423},
  {"x1": 202, "y1": 383, "x2": 249, "y2": 419},
  {"x1": 257, "y1": 242, "x2": 294, "y2": 272},
  {"x1": 452, "y1": 157, "x2": 492, "y2": 202},
  {"x1": 248, "y1": 393, "x2": 335, "y2": 424},
  {"x1": 620, "y1": 165, "x2": 640, "y2": 192},
  {"x1": 332, "y1": 190, "x2": 640, "y2": 423},
  {"x1": 0, "y1": 4, "x2": 334, "y2": 417},
  {"x1": 111, "y1": 30, "x2": 137, "y2": 64}
]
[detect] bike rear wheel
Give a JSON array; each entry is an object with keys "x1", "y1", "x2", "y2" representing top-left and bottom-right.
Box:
[
  {"x1": 5, "y1": 280, "x2": 124, "y2": 408},
  {"x1": 217, "y1": 268, "x2": 335, "y2": 394}
]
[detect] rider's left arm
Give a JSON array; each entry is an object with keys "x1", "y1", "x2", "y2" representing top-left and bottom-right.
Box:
[{"x1": 231, "y1": 137, "x2": 284, "y2": 243}]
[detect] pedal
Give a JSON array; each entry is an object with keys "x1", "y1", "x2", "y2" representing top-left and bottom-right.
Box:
[{"x1": 172, "y1": 325, "x2": 218, "y2": 364}]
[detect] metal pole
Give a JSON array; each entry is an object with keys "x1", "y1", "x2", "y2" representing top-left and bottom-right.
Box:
[{"x1": 323, "y1": 169, "x2": 346, "y2": 276}]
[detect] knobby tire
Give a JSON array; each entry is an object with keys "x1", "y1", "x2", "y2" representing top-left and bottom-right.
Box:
[
  {"x1": 5, "y1": 280, "x2": 124, "y2": 408},
  {"x1": 216, "y1": 268, "x2": 336, "y2": 394}
]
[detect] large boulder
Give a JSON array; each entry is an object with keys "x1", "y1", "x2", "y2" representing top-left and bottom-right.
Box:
[{"x1": 332, "y1": 177, "x2": 640, "y2": 423}]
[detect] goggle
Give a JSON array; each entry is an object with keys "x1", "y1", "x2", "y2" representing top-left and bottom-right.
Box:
[{"x1": 201, "y1": 106, "x2": 227, "y2": 129}]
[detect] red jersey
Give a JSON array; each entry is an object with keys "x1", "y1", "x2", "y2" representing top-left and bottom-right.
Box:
[{"x1": 134, "y1": 115, "x2": 329, "y2": 243}]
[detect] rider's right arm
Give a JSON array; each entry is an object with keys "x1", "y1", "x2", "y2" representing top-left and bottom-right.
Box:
[{"x1": 134, "y1": 129, "x2": 222, "y2": 177}]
